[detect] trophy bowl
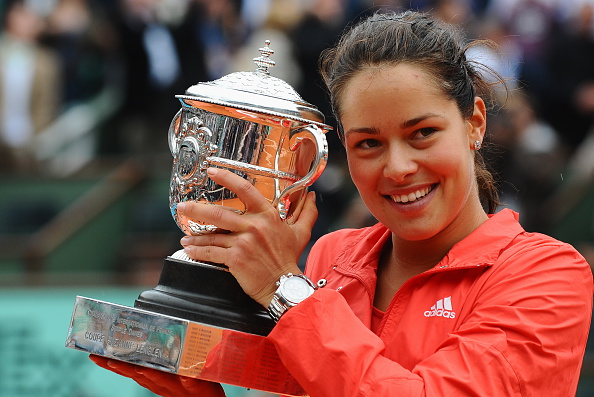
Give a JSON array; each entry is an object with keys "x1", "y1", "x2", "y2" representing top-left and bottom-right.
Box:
[{"x1": 169, "y1": 77, "x2": 330, "y2": 236}]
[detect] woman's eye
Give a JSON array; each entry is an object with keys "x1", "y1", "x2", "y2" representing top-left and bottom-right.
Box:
[
  {"x1": 356, "y1": 139, "x2": 381, "y2": 149},
  {"x1": 417, "y1": 127, "x2": 438, "y2": 138}
]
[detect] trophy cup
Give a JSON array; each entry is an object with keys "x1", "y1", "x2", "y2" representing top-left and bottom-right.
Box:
[{"x1": 65, "y1": 41, "x2": 330, "y2": 396}]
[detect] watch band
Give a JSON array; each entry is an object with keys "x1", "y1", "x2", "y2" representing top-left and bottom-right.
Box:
[{"x1": 267, "y1": 273, "x2": 317, "y2": 322}]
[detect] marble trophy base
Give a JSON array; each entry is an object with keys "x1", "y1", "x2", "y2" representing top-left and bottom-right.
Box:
[{"x1": 65, "y1": 252, "x2": 304, "y2": 396}]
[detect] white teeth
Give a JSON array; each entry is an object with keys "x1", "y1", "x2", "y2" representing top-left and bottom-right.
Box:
[{"x1": 392, "y1": 186, "x2": 432, "y2": 203}]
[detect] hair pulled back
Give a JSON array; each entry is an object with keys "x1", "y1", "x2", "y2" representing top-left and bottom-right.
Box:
[{"x1": 320, "y1": 10, "x2": 501, "y2": 213}]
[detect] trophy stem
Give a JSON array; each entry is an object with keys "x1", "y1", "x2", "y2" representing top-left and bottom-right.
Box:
[{"x1": 134, "y1": 255, "x2": 276, "y2": 336}]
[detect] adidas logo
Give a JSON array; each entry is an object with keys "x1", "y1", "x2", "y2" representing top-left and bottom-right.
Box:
[{"x1": 424, "y1": 296, "x2": 456, "y2": 319}]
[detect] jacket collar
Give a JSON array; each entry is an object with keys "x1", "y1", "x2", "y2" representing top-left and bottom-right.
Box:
[
  {"x1": 333, "y1": 208, "x2": 525, "y2": 278},
  {"x1": 442, "y1": 208, "x2": 525, "y2": 269}
]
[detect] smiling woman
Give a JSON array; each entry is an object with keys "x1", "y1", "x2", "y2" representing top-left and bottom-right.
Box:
[{"x1": 92, "y1": 10, "x2": 593, "y2": 397}]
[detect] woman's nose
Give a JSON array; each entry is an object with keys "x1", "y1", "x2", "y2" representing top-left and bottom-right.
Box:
[{"x1": 382, "y1": 145, "x2": 418, "y2": 182}]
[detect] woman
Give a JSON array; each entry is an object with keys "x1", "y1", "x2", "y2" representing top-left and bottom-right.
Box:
[{"x1": 92, "y1": 10, "x2": 593, "y2": 396}]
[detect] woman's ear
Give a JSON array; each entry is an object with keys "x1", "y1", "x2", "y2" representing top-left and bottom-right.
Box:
[{"x1": 467, "y1": 97, "x2": 487, "y2": 148}]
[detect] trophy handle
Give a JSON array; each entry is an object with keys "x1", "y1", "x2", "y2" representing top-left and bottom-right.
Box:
[
  {"x1": 168, "y1": 109, "x2": 183, "y2": 155},
  {"x1": 275, "y1": 124, "x2": 328, "y2": 219}
]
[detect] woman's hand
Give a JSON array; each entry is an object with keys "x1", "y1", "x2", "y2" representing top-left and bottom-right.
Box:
[
  {"x1": 89, "y1": 355, "x2": 226, "y2": 397},
  {"x1": 178, "y1": 167, "x2": 318, "y2": 308}
]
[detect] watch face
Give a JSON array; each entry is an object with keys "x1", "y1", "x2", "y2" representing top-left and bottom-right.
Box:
[{"x1": 282, "y1": 276, "x2": 312, "y2": 304}]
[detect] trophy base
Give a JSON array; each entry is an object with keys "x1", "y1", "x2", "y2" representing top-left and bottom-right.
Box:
[
  {"x1": 66, "y1": 296, "x2": 305, "y2": 396},
  {"x1": 134, "y1": 253, "x2": 276, "y2": 336},
  {"x1": 65, "y1": 254, "x2": 304, "y2": 395}
]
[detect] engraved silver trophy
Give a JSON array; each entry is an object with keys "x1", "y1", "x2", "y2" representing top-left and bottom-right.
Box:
[{"x1": 66, "y1": 41, "x2": 330, "y2": 396}]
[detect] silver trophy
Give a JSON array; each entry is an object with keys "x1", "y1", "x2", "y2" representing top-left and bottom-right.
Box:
[
  {"x1": 66, "y1": 41, "x2": 331, "y2": 396},
  {"x1": 169, "y1": 40, "x2": 328, "y2": 237}
]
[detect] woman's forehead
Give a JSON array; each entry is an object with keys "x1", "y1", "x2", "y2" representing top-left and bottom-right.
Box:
[{"x1": 340, "y1": 64, "x2": 443, "y2": 104}]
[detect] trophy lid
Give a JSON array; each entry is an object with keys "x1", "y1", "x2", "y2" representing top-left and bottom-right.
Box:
[{"x1": 177, "y1": 41, "x2": 330, "y2": 128}]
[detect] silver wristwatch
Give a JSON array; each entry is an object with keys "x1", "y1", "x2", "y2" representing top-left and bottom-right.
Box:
[{"x1": 268, "y1": 273, "x2": 317, "y2": 322}]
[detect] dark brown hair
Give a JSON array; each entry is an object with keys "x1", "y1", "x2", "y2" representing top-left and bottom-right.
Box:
[{"x1": 320, "y1": 10, "x2": 501, "y2": 213}]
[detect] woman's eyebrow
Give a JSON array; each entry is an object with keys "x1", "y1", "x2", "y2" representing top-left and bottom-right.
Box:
[
  {"x1": 344, "y1": 126, "x2": 379, "y2": 136},
  {"x1": 345, "y1": 113, "x2": 445, "y2": 137},
  {"x1": 400, "y1": 113, "x2": 443, "y2": 129}
]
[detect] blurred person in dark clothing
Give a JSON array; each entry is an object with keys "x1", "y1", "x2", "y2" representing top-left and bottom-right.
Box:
[
  {"x1": 101, "y1": 0, "x2": 245, "y2": 157},
  {"x1": 181, "y1": 0, "x2": 246, "y2": 81},
  {"x1": 486, "y1": 0, "x2": 559, "y2": 109},
  {"x1": 541, "y1": 2, "x2": 594, "y2": 153},
  {"x1": 289, "y1": 0, "x2": 365, "y2": 239},
  {"x1": 290, "y1": 0, "x2": 351, "y2": 144},
  {"x1": 0, "y1": 0, "x2": 62, "y2": 173},
  {"x1": 100, "y1": 0, "x2": 185, "y2": 156},
  {"x1": 42, "y1": 0, "x2": 119, "y2": 107}
]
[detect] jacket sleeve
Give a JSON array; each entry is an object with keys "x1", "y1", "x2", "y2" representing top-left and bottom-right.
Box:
[
  {"x1": 269, "y1": 289, "x2": 427, "y2": 397},
  {"x1": 268, "y1": 241, "x2": 593, "y2": 397}
]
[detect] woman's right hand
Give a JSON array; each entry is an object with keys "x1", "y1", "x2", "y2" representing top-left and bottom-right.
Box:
[{"x1": 89, "y1": 355, "x2": 226, "y2": 397}]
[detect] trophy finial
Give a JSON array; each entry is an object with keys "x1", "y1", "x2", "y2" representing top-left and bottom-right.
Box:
[{"x1": 253, "y1": 40, "x2": 275, "y2": 75}]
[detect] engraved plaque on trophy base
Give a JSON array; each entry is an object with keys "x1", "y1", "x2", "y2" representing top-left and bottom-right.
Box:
[{"x1": 65, "y1": 295, "x2": 305, "y2": 396}]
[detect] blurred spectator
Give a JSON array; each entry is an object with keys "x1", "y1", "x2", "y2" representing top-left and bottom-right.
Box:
[
  {"x1": 240, "y1": 0, "x2": 272, "y2": 33},
  {"x1": 100, "y1": 0, "x2": 186, "y2": 156},
  {"x1": 42, "y1": 0, "x2": 119, "y2": 108},
  {"x1": 182, "y1": 0, "x2": 246, "y2": 81},
  {"x1": 486, "y1": 0, "x2": 559, "y2": 101},
  {"x1": 101, "y1": 0, "x2": 249, "y2": 157},
  {"x1": 540, "y1": 0, "x2": 594, "y2": 152},
  {"x1": 0, "y1": 0, "x2": 62, "y2": 173},
  {"x1": 171, "y1": 0, "x2": 209, "y2": 90},
  {"x1": 506, "y1": 91, "x2": 566, "y2": 230},
  {"x1": 466, "y1": 16, "x2": 522, "y2": 95},
  {"x1": 289, "y1": 0, "x2": 360, "y2": 238},
  {"x1": 432, "y1": 0, "x2": 473, "y2": 26},
  {"x1": 232, "y1": 0, "x2": 303, "y2": 87},
  {"x1": 290, "y1": 0, "x2": 349, "y2": 127}
]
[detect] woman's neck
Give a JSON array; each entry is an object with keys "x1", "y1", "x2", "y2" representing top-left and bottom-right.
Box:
[
  {"x1": 392, "y1": 208, "x2": 488, "y2": 271},
  {"x1": 374, "y1": 208, "x2": 489, "y2": 311}
]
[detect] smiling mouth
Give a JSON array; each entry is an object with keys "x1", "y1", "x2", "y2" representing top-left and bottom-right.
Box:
[{"x1": 390, "y1": 184, "x2": 436, "y2": 204}]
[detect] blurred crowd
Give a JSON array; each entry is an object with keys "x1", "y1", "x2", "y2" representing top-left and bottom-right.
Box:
[{"x1": 1, "y1": 0, "x2": 594, "y2": 257}]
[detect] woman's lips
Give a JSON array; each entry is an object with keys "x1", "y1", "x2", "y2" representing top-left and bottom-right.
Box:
[{"x1": 390, "y1": 184, "x2": 436, "y2": 204}]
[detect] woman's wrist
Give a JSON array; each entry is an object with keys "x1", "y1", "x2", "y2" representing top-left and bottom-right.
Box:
[{"x1": 267, "y1": 273, "x2": 317, "y2": 322}]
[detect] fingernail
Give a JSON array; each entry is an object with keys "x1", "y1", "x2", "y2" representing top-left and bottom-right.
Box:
[
  {"x1": 180, "y1": 236, "x2": 190, "y2": 246},
  {"x1": 207, "y1": 167, "x2": 218, "y2": 176},
  {"x1": 177, "y1": 202, "x2": 187, "y2": 213}
]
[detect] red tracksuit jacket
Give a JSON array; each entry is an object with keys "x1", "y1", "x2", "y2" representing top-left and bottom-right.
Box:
[{"x1": 269, "y1": 209, "x2": 593, "y2": 396}]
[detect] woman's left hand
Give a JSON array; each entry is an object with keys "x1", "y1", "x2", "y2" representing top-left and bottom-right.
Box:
[
  {"x1": 89, "y1": 355, "x2": 226, "y2": 397},
  {"x1": 178, "y1": 167, "x2": 318, "y2": 308}
]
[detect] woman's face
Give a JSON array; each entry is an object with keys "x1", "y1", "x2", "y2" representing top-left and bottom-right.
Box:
[{"x1": 340, "y1": 63, "x2": 486, "y2": 243}]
